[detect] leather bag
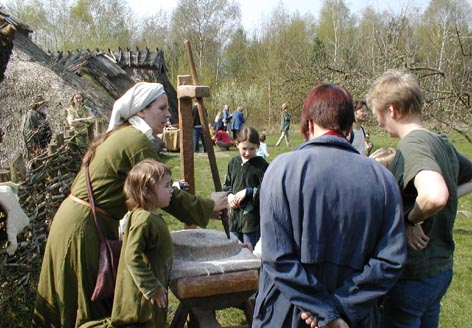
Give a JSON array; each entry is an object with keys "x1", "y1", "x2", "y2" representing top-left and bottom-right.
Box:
[{"x1": 85, "y1": 165, "x2": 122, "y2": 302}]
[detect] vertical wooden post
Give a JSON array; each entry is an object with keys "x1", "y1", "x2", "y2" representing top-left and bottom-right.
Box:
[
  {"x1": 177, "y1": 75, "x2": 196, "y2": 196},
  {"x1": 9, "y1": 155, "x2": 26, "y2": 183}
]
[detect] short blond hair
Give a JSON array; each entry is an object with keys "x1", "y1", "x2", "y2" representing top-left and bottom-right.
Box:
[
  {"x1": 369, "y1": 147, "x2": 396, "y2": 167},
  {"x1": 124, "y1": 159, "x2": 172, "y2": 211},
  {"x1": 366, "y1": 69, "x2": 423, "y2": 117}
]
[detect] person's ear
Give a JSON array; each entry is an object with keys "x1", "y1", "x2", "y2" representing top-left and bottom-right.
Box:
[
  {"x1": 307, "y1": 119, "x2": 316, "y2": 138},
  {"x1": 307, "y1": 120, "x2": 314, "y2": 133},
  {"x1": 136, "y1": 108, "x2": 146, "y2": 118},
  {"x1": 389, "y1": 105, "x2": 399, "y2": 119}
]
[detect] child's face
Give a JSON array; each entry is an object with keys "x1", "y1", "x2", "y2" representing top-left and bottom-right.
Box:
[
  {"x1": 154, "y1": 174, "x2": 173, "y2": 208},
  {"x1": 237, "y1": 141, "x2": 258, "y2": 161}
]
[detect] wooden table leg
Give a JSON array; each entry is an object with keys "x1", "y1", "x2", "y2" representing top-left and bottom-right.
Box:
[
  {"x1": 242, "y1": 297, "x2": 255, "y2": 327},
  {"x1": 169, "y1": 302, "x2": 190, "y2": 328},
  {"x1": 188, "y1": 308, "x2": 221, "y2": 328}
]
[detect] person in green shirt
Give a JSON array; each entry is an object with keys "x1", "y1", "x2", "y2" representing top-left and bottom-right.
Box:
[
  {"x1": 66, "y1": 92, "x2": 95, "y2": 145},
  {"x1": 367, "y1": 69, "x2": 472, "y2": 328},
  {"x1": 33, "y1": 82, "x2": 228, "y2": 328}
]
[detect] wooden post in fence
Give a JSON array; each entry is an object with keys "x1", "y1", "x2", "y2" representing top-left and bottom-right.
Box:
[{"x1": 9, "y1": 155, "x2": 26, "y2": 183}]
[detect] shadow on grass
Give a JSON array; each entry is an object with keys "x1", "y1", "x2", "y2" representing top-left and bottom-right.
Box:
[{"x1": 454, "y1": 228, "x2": 472, "y2": 235}]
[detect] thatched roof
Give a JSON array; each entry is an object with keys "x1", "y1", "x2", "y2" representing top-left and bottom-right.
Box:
[
  {"x1": 50, "y1": 48, "x2": 179, "y2": 124},
  {"x1": 0, "y1": 12, "x2": 115, "y2": 167}
]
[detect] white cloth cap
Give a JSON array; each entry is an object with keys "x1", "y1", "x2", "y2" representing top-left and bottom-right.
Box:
[{"x1": 107, "y1": 82, "x2": 166, "y2": 132}]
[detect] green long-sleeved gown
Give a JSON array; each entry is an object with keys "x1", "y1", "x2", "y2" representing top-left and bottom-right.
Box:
[{"x1": 33, "y1": 126, "x2": 213, "y2": 328}]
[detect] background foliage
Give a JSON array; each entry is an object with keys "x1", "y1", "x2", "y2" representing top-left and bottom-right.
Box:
[{"x1": 3, "y1": 0, "x2": 472, "y2": 138}]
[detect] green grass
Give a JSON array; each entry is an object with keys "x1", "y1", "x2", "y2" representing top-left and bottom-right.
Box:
[{"x1": 161, "y1": 127, "x2": 472, "y2": 327}]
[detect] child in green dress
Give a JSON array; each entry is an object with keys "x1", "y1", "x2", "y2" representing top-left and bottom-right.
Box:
[
  {"x1": 113, "y1": 159, "x2": 173, "y2": 326},
  {"x1": 81, "y1": 159, "x2": 174, "y2": 327}
]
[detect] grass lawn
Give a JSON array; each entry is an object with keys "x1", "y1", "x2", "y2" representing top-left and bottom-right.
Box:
[{"x1": 160, "y1": 127, "x2": 472, "y2": 327}]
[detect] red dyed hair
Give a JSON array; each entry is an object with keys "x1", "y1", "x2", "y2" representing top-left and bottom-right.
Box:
[{"x1": 300, "y1": 83, "x2": 354, "y2": 140}]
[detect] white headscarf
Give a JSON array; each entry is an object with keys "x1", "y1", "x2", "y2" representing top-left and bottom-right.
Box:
[{"x1": 107, "y1": 82, "x2": 166, "y2": 132}]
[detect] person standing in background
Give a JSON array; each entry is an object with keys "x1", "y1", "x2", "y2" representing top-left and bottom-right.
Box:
[
  {"x1": 22, "y1": 95, "x2": 52, "y2": 156},
  {"x1": 66, "y1": 92, "x2": 96, "y2": 145},
  {"x1": 275, "y1": 103, "x2": 291, "y2": 147},
  {"x1": 231, "y1": 106, "x2": 245, "y2": 140},
  {"x1": 348, "y1": 100, "x2": 369, "y2": 155},
  {"x1": 222, "y1": 104, "x2": 232, "y2": 131},
  {"x1": 192, "y1": 99, "x2": 207, "y2": 153}
]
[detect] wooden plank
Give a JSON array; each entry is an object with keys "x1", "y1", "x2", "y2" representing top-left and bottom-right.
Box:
[
  {"x1": 171, "y1": 270, "x2": 259, "y2": 299},
  {"x1": 177, "y1": 85, "x2": 211, "y2": 99}
]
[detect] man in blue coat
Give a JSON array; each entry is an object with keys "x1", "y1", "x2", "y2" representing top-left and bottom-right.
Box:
[
  {"x1": 253, "y1": 83, "x2": 406, "y2": 328},
  {"x1": 231, "y1": 106, "x2": 245, "y2": 140}
]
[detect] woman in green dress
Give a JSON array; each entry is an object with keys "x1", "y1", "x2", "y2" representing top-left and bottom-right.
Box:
[
  {"x1": 33, "y1": 82, "x2": 227, "y2": 328},
  {"x1": 66, "y1": 92, "x2": 95, "y2": 145}
]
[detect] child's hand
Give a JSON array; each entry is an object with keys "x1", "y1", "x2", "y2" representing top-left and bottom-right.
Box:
[
  {"x1": 150, "y1": 289, "x2": 167, "y2": 308},
  {"x1": 233, "y1": 189, "x2": 247, "y2": 206},
  {"x1": 241, "y1": 242, "x2": 254, "y2": 252},
  {"x1": 228, "y1": 193, "x2": 239, "y2": 208}
]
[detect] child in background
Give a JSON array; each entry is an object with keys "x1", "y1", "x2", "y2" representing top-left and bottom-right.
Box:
[
  {"x1": 256, "y1": 133, "x2": 270, "y2": 158},
  {"x1": 91, "y1": 159, "x2": 174, "y2": 327},
  {"x1": 223, "y1": 127, "x2": 269, "y2": 248}
]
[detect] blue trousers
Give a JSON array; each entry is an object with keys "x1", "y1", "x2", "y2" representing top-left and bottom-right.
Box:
[
  {"x1": 193, "y1": 126, "x2": 206, "y2": 153},
  {"x1": 382, "y1": 269, "x2": 453, "y2": 328}
]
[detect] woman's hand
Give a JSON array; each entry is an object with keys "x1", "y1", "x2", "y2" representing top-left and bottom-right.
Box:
[
  {"x1": 211, "y1": 191, "x2": 228, "y2": 210},
  {"x1": 150, "y1": 289, "x2": 167, "y2": 308}
]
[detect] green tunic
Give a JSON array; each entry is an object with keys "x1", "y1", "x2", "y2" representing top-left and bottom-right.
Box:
[
  {"x1": 33, "y1": 125, "x2": 214, "y2": 328},
  {"x1": 111, "y1": 208, "x2": 172, "y2": 327},
  {"x1": 67, "y1": 104, "x2": 94, "y2": 144}
]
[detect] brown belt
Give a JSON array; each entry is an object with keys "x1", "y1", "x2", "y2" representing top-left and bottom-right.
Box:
[{"x1": 68, "y1": 194, "x2": 111, "y2": 217}]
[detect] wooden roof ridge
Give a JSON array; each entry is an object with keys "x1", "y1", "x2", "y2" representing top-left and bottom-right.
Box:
[
  {"x1": 47, "y1": 46, "x2": 167, "y2": 71},
  {"x1": 106, "y1": 47, "x2": 166, "y2": 71}
]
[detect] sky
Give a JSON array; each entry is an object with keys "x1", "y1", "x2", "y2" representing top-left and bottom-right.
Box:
[{"x1": 128, "y1": 0, "x2": 431, "y2": 32}]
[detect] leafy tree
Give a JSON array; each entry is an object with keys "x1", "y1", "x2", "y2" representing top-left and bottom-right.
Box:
[
  {"x1": 170, "y1": 0, "x2": 240, "y2": 85},
  {"x1": 317, "y1": 0, "x2": 354, "y2": 67}
]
